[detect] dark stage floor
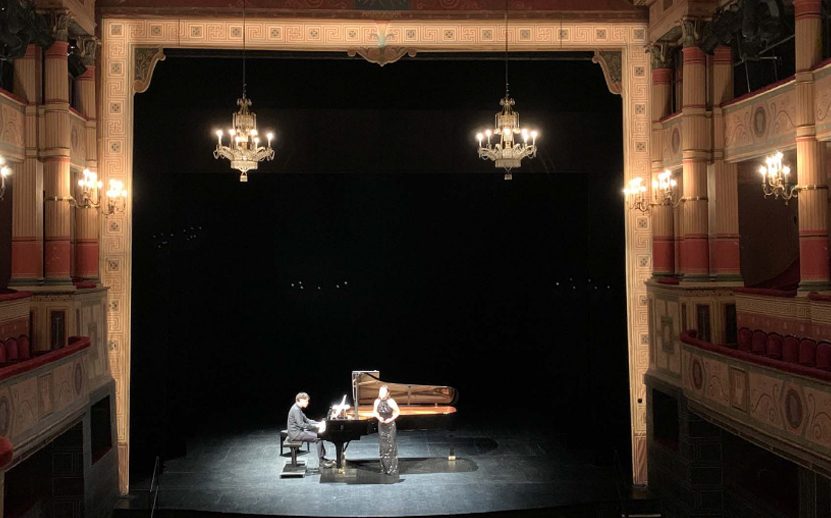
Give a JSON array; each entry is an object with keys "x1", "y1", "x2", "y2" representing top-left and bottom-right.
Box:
[{"x1": 124, "y1": 419, "x2": 622, "y2": 516}]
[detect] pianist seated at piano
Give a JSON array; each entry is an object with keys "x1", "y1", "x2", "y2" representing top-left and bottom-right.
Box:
[
  {"x1": 287, "y1": 392, "x2": 335, "y2": 469},
  {"x1": 373, "y1": 385, "x2": 400, "y2": 477}
]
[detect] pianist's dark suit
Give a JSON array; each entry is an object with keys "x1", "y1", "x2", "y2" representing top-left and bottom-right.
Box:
[{"x1": 287, "y1": 403, "x2": 327, "y2": 461}]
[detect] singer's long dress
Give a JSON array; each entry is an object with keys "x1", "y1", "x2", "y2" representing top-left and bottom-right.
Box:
[{"x1": 377, "y1": 399, "x2": 399, "y2": 477}]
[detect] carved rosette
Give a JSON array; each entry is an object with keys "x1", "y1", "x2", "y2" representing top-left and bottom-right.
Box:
[
  {"x1": 347, "y1": 47, "x2": 417, "y2": 67},
  {"x1": 134, "y1": 47, "x2": 166, "y2": 94},
  {"x1": 592, "y1": 50, "x2": 622, "y2": 95}
]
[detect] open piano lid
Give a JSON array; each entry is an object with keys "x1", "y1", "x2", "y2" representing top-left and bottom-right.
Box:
[{"x1": 351, "y1": 370, "x2": 459, "y2": 407}]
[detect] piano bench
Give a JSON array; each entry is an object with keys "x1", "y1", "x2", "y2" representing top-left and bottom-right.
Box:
[
  {"x1": 280, "y1": 440, "x2": 307, "y2": 479},
  {"x1": 280, "y1": 430, "x2": 310, "y2": 456}
]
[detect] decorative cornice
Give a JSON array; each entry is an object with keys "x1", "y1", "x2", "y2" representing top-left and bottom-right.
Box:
[
  {"x1": 134, "y1": 47, "x2": 166, "y2": 93},
  {"x1": 347, "y1": 46, "x2": 417, "y2": 66},
  {"x1": 591, "y1": 50, "x2": 622, "y2": 95},
  {"x1": 95, "y1": 8, "x2": 648, "y2": 22}
]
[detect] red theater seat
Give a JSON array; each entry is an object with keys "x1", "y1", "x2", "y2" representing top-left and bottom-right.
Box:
[
  {"x1": 817, "y1": 342, "x2": 831, "y2": 371},
  {"x1": 5, "y1": 339, "x2": 18, "y2": 361},
  {"x1": 800, "y1": 338, "x2": 817, "y2": 366},
  {"x1": 17, "y1": 336, "x2": 29, "y2": 360},
  {"x1": 766, "y1": 333, "x2": 783, "y2": 360},
  {"x1": 738, "y1": 328, "x2": 752, "y2": 352},
  {"x1": 751, "y1": 330, "x2": 767, "y2": 355},
  {"x1": 783, "y1": 336, "x2": 800, "y2": 364},
  {"x1": 0, "y1": 342, "x2": 5, "y2": 363}
]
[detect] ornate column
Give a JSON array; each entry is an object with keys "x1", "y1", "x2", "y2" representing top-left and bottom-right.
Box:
[
  {"x1": 794, "y1": 0, "x2": 829, "y2": 290},
  {"x1": 650, "y1": 43, "x2": 675, "y2": 277},
  {"x1": 74, "y1": 37, "x2": 99, "y2": 282},
  {"x1": 709, "y1": 46, "x2": 741, "y2": 281},
  {"x1": 681, "y1": 20, "x2": 710, "y2": 281},
  {"x1": 9, "y1": 45, "x2": 43, "y2": 285},
  {"x1": 43, "y1": 13, "x2": 72, "y2": 285}
]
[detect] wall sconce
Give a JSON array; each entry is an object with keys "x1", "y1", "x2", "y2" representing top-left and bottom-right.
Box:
[
  {"x1": 46, "y1": 169, "x2": 127, "y2": 217},
  {"x1": 623, "y1": 169, "x2": 684, "y2": 214},
  {"x1": 760, "y1": 151, "x2": 798, "y2": 204},
  {"x1": 103, "y1": 179, "x2": 127, "y2": 216},
  {"x1": 623, "y1": 177, "x2": 651, "y2": 213},
  {"x1": 652, "y1": 169, "x2": 683, "y2": 208},
  {"x1": 77, "y1": 168, "x2": 102, "y2": 208},
  {"x1": 0, "y1": 159, "x2": 10, "y2": 201}
]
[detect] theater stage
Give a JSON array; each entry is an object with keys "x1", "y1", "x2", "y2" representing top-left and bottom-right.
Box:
[{"x1": 118, "y1": 417, "x2": 623, "y2": 517}]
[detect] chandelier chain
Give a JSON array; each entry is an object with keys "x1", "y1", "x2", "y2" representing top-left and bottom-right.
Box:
[
  {"x1": 504, "y1": 0, "x2": 509, "y2": 97},
  {"x1": 242, "y1": 0, "x2": 247, "y2": 97}
]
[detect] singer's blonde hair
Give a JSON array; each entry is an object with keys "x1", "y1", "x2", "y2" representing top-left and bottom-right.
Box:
[{"x1": 379, "y1": 385, "x2": 390, "y2": 400}]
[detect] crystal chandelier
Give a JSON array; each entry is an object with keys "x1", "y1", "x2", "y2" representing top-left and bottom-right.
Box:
[
  {"x1": 760, "y1": 151, "x2": 798, "y2": 204},
  {"x1": 475, "y1": 2, "x2": 539, "y2": 180},
  {"x1": 212, "y1": 0, "x2": 274, "y2": 182},
  {"x1": 0, "y1": 156, "x2": 10, "y2": 201}
]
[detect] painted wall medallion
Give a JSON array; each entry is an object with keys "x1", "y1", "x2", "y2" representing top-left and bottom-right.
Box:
[{"x1": 753, "y1": 106, "x2": 767, "y2": 138}]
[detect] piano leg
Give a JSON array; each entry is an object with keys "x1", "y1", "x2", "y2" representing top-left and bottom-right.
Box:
[
  {"x1": 448, "y1": 415, "x2": 456, "y2": 461},
  {"x1": 335, "y1": 442, "x2": 346, "y2": 472}
]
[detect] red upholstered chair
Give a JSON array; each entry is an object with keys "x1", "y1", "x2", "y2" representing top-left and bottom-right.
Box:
[
  {"x1": 751, "y1": 330, "x2": 767, "y2": 355},
  {"x1": 800, "y1": 338, "x2": 817, "y2": 366},
  {"x1": 816, "y1": 342, "x2": 831, "y2": 371},
  {"x1": 766, "y1": 333, "x2": 783, "y2": 360},
  {"x1": 17, "y1": 336, "x2": 29, "y2": 360},
  {"x1": 0, "y1": 342, "x2": 5, "y2": 363},
  {"x1": 738, "y1": 328, "x2": 752, "y2": 352},
  {"x1": 783, "y1": 336, "x2": 800, "y2": 364},
  {"x1": 5, "y1": 339, "x2": 18, "y2": 362}
]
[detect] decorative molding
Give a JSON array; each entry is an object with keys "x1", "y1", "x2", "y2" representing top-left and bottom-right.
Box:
[
  {"x1": 133, "y1": 47, "x2": 166, "y2": 94},
  {"x1": 101, "y1": 17, "x2": 651, "y2": 490},
  {"x1": 592, "y1": 50, "x2": 622, "y2": 95},
  {"x1": 347, "y1": 46, "x2": 416, "y2": 66}
]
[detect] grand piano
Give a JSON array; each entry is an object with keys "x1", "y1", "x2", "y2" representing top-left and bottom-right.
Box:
[{"x1": 317, "y1": 371, "x2": 458, "y2": 471}]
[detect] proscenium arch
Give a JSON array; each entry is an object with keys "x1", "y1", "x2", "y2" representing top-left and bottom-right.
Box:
[{"x1": 99, "y1": 17, "x2": 651, "y2": 493}]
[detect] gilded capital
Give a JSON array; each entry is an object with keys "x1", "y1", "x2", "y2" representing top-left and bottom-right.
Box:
[
  {"x1": 680, "y1": 18, "x2": 704, "y2": 48},
  {"x1": 647, "y1": 42, "x2": 673, "y2": 70},
  {"x1": 76, "y1": 36, "x2": 100, "y2": 67},
  {"x1": 45, "y1": 10, "x2": 70, "y2": 42}
]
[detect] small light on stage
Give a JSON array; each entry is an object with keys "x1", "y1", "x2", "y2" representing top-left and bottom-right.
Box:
[
  {"x1": 317, "y1": 286, "x2": 321, "y2": 290},
  {"x1": 291, "y1": 283, "x2": 294, "y2": 287},
  {"x1": 299, "y1": 281, "x2": 303, "y2": 284},
  {"x1": 336, "y1": 285, "x2": 340, "y2": 288},
  {"x1": 556, "y1": 282, "x2": 559, "y2": 286},
  {"x1": 300, "y1": 286, "x2": 304, "y2": 290},
  {"x1": 607, "y1": 285, "x2": 611, "y2": 289},
  {"x1": 448, "y1": 455, "x2": 456, "y2": 461},
  {"x1": 344, "y1": 281, "x2": 348, "y2": 285}
]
